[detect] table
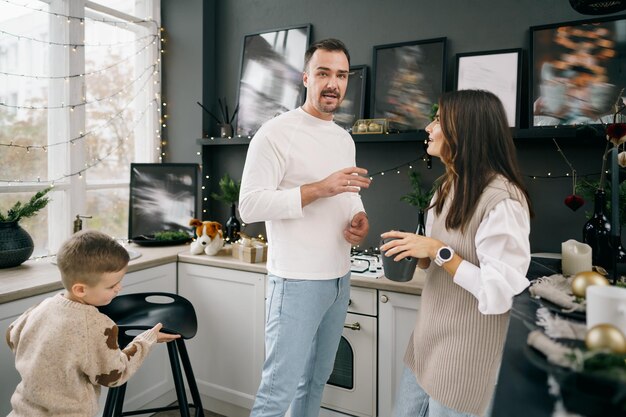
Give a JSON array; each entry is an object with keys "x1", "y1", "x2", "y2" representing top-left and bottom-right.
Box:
[{"x1": 491, "y1": 257, "x2": 562, "y2": 417}]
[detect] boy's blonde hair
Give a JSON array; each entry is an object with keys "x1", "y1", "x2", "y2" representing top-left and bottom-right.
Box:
[{"x1": 56, "y1": 230, "x2": 129, "y2": 289}]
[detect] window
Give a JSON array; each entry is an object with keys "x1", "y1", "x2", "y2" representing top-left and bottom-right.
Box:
[{"x1": 0, "y1": 0, "x2": 162, "y2": 257}]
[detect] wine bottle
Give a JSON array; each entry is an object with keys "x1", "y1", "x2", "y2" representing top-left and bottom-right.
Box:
[
  {"x1": 582, "y1": 189, "x2": 613, "y2": 269},
  {"x1": 225, "y1": 203, "x2": 241, "y2": 243}
]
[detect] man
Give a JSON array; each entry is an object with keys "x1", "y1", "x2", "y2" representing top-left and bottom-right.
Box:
[{"x1": 239, "y1": 38, "x2": 371, "y2": 417}]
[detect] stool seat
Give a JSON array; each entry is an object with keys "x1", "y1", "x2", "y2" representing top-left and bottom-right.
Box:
[
  {"x1": 99, "y1": 292, "x2": 204, "y2": 417},
  {"x1": 99, "y1": 292, "x2": 197, "y2": 339}
]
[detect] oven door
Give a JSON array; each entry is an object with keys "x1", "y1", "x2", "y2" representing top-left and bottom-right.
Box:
[{"x1": 321, "y1": 312, "x2": 377, "y2": 417}]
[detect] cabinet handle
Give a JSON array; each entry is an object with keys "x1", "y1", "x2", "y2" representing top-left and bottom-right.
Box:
[
  {"x1": 344, "y1": 322, "x2": 361, "y2": 331},
  {"x1": 380, "y1": 294, "x2": 389, "y2": 303},
  {"x1": 348, "y1": 299, "x2": 352, "y2": 306}
]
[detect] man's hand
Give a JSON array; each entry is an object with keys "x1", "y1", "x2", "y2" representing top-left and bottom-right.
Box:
[
  {"x1": 301, "y1": 167, "x2": 371, "y2": 207},
  {"x1": 344, "y1": 211, "x2": 369, "y2": 245}
]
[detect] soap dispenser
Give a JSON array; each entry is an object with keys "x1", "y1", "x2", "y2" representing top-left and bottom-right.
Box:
[{"x1": 73, "y1": 215, "x2": 92, "y2": 233}]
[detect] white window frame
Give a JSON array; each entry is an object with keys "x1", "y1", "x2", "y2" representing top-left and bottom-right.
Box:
[{"x1": 0, "y1": 0, "x2": 161, "y2": 254}]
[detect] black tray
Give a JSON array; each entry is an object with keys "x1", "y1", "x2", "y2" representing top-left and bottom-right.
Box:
[
  {"x1": 525, "y1": 341, "x2": 626, "y2": 416},
  {"x1": 130, "y1": 235, "x2": 192, "y2": 247}
]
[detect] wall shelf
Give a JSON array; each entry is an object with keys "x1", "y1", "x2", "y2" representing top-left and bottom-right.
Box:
[{"x1": 197, "y1": 126, "x2": 601, "y2": 146}]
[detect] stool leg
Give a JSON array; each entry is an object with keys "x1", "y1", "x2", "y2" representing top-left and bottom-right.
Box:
[
  {"x1": 113, "y1": 383, "x2": 127, "y2": 417},
  {"x1": 102, "y1": 386, "x2": 118, "y2": 417},
  {"x1": 167, "y1": 341, "x2": 191, "y2": 417},
  {"x1": 176, "y1": 339, "x2": 205, "y2": 417}
]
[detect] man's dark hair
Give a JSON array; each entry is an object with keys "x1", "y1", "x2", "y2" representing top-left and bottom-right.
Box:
[{"x1": 304, "y1": 38, "x2": 350, "y2": 71}]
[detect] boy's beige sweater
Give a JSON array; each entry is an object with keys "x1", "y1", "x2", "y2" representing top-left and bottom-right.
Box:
[{"x1": 6, "y1": 293, "x2": 158, "y2": 417}]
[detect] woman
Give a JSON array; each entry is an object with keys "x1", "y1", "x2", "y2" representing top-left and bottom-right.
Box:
[{"x1": 381, "y1": 90, "x2": 533, "y2": 417}]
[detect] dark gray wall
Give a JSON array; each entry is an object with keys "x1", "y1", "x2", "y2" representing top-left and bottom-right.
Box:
[{"x1": 164, "y1": 0, "x2": 618, "y2": 253}]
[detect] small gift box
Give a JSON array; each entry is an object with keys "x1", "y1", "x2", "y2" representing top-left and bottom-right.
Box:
[{"x1": 231, "y1": 240, "x2": 267, "y2": 263}]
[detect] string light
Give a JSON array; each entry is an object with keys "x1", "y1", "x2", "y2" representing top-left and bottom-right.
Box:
[
  {"x1": 0, "y1": 37, "x2": 157, "y2": 81},
  {"x1": 0, "y1": 28, "x2": 158, "y2": 48},
  {"x1": 0, "y1": 0, "x2": 159, "y2": 27},
  {"x1": 1, "y1": 99, "x2": 159, "y2": 183},
  {"x1": 0, "y1": 70, "x2": 159, "y2": 150}
]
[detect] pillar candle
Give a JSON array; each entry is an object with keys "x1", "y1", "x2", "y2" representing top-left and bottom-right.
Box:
[{"x1": 561, "y1": 239, "x2": 593, "y2": 276}]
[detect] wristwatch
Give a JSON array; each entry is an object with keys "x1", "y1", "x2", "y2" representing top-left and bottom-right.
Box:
[{"x1": 434, "y1": 246, "x2": 454, "y2": 266}]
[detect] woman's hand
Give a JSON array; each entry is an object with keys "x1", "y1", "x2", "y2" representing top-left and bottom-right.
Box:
[{"x1": 380, "y1": 230, "x2": 442, "y2": 262}]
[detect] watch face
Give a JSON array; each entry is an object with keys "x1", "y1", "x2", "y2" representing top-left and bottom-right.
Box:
[{"x1": 439, "y1": 247, "x2": 452, "y2": 260}]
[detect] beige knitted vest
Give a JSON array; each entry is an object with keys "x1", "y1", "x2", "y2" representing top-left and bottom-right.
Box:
[{"x1": 404, "y1": 176, "x2": 528, "y2": 416}]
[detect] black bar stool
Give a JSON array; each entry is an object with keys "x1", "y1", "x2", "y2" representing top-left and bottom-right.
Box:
[{"x1": 98, "y1": 292, "x2": 205, "y2": 417}]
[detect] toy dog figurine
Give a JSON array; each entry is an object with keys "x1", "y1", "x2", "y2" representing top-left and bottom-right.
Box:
[{"x1": 189, "y1": 219, "x2": 224, "y2": 256}]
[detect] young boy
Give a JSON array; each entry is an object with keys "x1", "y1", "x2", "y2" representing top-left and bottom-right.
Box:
[{"x1": 5, "y1": 230, "x2": 180, "y2": 417}]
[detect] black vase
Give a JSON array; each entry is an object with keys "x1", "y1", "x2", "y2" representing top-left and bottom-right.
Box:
[
  {"x1": 225, "y1": 203, "x2": 241, "y2": 243},
  {"x1": 582, "y1": 189, "x2": 614, "y2": 269},
  {"x1": 0, "y1": 221, "x2": 34, "y2": 268},
  {"x1": 416, "y1": 209, "x2": 426, "y2": 236}
]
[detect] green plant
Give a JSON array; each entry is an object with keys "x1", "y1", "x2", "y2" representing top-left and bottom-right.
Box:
[
  {"x1": 0, "y1": 187, "x2": 52, "y2": 222},
  {"x1": 401, "y1": 171, "x2": 434, "y2": 210},
  {"x1": 211, "y1": 173, "x2": 241, "y2": 205}
]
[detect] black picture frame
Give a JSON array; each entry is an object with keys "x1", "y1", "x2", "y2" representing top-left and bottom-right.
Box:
[
  {"x1": 372, "y1": 37, "x2": 446, "y2": 132},
  {"x1": 235, "y1": 24, "x2": 312, "y2": 138},
  {"x1": 128, "y1": 163, "x2": 200, "y2": 239},
  {"x1": 530, "y1": 15, "x2": 626, "y2": 128},
  {"x1": 455, "y1": 48, "x2": 522, "y2": 128},
  {"x1": 334, "y1": 65, "x2": 368, "y2": 131}
]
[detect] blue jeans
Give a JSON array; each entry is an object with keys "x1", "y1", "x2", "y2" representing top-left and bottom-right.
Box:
[
  {"x1": 249, "y1": 272, "x2": 351, "y2": 417},
  {"x1": 394, "y1": 367, "x2": 481, "y2": 417}
]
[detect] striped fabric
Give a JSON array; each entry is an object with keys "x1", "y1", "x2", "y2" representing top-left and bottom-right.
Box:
[{"x1": 404, "y1": 176, "x2": 528, "y2": 416}]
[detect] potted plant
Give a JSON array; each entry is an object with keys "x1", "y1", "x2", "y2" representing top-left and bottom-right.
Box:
[
  {"x1": 401, "y1": 171, "x2": 434, "y2": 236},
  {"x1": 211, "y1": 173, "x2": 241, "y2": 243},
  {"x1": 0, "y1": 187, "x2": 52, "y2": 268}
]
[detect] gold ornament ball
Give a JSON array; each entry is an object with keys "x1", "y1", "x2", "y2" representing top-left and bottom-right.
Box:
[
  {"x1": 571, "y1": 271, "x2": 609, "y2": 298},
  {"x1": 585, "y1": 323, "x2": 626, "y2": 354}
]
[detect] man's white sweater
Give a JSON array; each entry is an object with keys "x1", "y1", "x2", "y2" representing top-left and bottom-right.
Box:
[{"x1": 239, "y1": 108, "x2": 365, "y2": 279}]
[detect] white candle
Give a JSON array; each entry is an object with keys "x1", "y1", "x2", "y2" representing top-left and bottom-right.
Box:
[{"x1": 561, "y1": 239, "x2": 592, "y2": 276}]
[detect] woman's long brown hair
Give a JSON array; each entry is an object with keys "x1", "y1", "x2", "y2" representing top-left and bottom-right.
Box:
[{"x1": 432, "y1": 90, "x2": 533, "y2": 231}]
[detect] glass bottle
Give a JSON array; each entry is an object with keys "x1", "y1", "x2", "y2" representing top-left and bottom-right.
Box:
[
  {"x1": 225, "y1": 203, "x2": 241, "y2": 243},
  {"x1": 416, "y1": 209, "x2": 426, "y2": 236},
  {"x1": 582, "y1": 189, "x2": 613, "y2": 269}
]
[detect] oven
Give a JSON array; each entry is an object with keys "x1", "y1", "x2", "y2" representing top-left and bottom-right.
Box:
[{"x1": 320, "y1": 269, "x2": 379, "y2": 417}]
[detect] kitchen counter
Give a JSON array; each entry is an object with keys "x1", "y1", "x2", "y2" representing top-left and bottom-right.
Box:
[{"x1": 0, "y1": 244, "x2": 424, "y2": 304}]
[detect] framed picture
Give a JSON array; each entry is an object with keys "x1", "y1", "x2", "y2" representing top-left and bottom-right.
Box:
[
  {"x1": 235, "y1": 24, "x2": 312, "y2": 137},
  {"x1": 372, "y1": 37, "x2": 446, "y2": 132},
  {"x1": 456, "y1": 48, "x2": 522, "y2": 128},
  {"x1": 128, "y1": 163, "x2": 200, "y2": 239},
  {"x1": 334, "y1": 65, "x2": 368, "y2": 131},
  {"x1": 530, "y1": 15, "x2": 626, "y2": 128}
]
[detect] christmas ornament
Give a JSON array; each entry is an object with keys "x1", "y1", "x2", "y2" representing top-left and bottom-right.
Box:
[
  {"x1": 564, "y1": 194, "x2": 584, "y2": 211},
  {"x1": 571, "y1": 270, "x2": 609, "y2": 298},
  {"x1": 553, "y1": 139, "x2": 584, "y2": 211},
  {"x1": 585, "y1": 323, "x2": 626, "y2": 354}
]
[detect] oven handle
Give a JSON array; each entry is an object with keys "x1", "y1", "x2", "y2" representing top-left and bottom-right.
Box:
[{"x1": 343, "y1": 322, "x2": 361, "y2": 331}]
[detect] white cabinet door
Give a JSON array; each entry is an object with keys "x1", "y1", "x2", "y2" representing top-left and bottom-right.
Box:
[
  {"x1": 98, "y1": 263, "x2": 177, "y2": 414},
  {"x1": 378, "y1": 291, "x2": 420, "y2": 417},
  {"x1": 178, "y1": 262, "x2": 265, "y2": 415},
  {"x1": 0, "y1": 290, "x2": 61, "y2": 416}
]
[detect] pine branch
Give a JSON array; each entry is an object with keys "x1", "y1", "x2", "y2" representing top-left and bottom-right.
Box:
[{"x1": 0, "y1": 187, "x2": 52, "y2": 222}]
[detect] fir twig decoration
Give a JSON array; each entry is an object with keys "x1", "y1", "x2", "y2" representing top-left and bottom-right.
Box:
[
  {"x1": 0, "y1": 187, "x2": 52, "y2": 222},
  {"x1": 401, "y1": 171, "x2": 434, "y2": 210},
  {"x1": 210, "y1": 173, "x2": 240, "y2": 205}
]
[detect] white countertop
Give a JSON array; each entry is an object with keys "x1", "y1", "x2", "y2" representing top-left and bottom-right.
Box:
[{"x1": 0, "y1": 244, "x2": 424, "y2": 304}]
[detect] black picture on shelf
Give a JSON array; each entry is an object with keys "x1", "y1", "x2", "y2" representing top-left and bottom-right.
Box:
[
  {"x1": 235, "y1": 24, "x2": 311, "y2": 137},
  {"x1": 530, "y1": 15, "x2": 626, "y2": 128},
  {"x1": 128, "y1": 163, "x2": 200, "y2": 239},
  {"x1": 372, "y1": 38, "x2": 446, "y2": 132},
  {"x1": 334, "y1": 65, "x2": 367, "y2": 131}
]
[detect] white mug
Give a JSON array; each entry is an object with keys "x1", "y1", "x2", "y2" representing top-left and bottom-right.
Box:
[{"x1": 586, "y1": 285, "x2": 626, "y2": 337}]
